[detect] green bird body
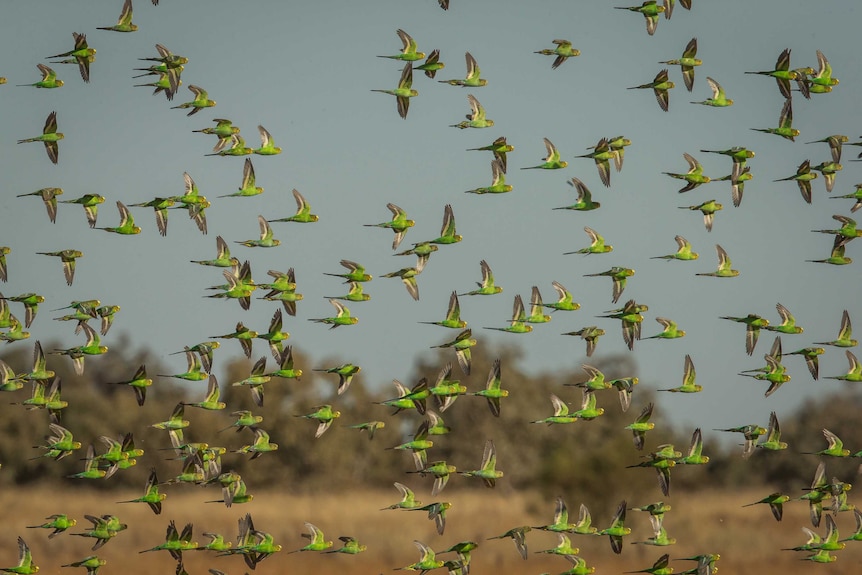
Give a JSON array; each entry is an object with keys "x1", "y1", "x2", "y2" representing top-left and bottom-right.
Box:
[
  {"x1": 397, "y1": 540, "x2": 444, "y2": 573},
  {"x1": 576, "y1": 138, "x2": 617, "y2": 187},
  {"x1": 487, "y1": 526, "x2": 531, "y2": 560},
  {"x1": 745, "y1": 48, "x2": 798, "y2": 98},
  {"x1": 426, "y1": 363, "x2": 468, "y2": 411},
  {"x1": 659, "y1": 354, "x2": 700, "y2": 393},
  {"x1": 628, "y1": 69, "x2": 674, "y2": 112},
  {"x1": 485, "y1": 295, "x2": 533, "y2": 334},
  {"x1": 98, "y1": 0, "x2": 137, "y2": 31},
  {"x1": 1, "y1": 294, "x2": 44, "y2": 329},
  {"x1": 744, "y1": 491, "x2": 791, "y2": 521},
  {"x1": 230, "y1": 357, "x2": 270, "y2": 407},
  {"x1": 265, "y1": 345, "x2": 302, "y2": 380},
  {"x1": 676, "y1": 427, "x2": 709, "y2": 465},
  {"x1": 715, "y1": 424, "x2": 767, "y2": 459},
  {"x1": 692, "y1": 76, "x2": 733, "y2": 107},
  {"x1": 460, "y1": 260, "x2": 501, "y2": 296},
  {"x1": 192, "y1": 236, "x2": 237, "y2": 268},
  {"x1": 51, "y1": 323, "x2": 107, "y2": 375},
  {"x1": 664, "y1": 153, "x2": 711, "y2": 193},
  {"x1": 535, "y1": 533, "x2": 580, "y2": 563},
  {"x1": 775, "y1": 159, "x2": 817, "y2": 204},
  {"x1": 471, "y1": 358, "x2": 508, "y2": 417},
  {"x1": 18, "y1": 63, "x2": 64, "y2": 89},
  {"x1": 27, "y1": 514, "x2": 77, "y2": 538},
  {"x1": 365, "y1": 202, "x2": 414, "y2": 250},
  {"x1": 18, "y1": 187, "x2": 62, "y2": 223},
  {"x1": 256, "y1": 308, "x2": 290, "y2": 357},
  {"x1": 325, "y1": 259, "x2": 372, "y2": 283},
  {"x1": 140, "y1": 520, "x2": 198, "y2": 560},
  {"x1": 752, "y1": 98, "x2": 799, "y2": 142},
  {"x1": 58, "y1": 193, "x2": 105, "y2": 229},
  {"x1": 451, "y1": 94, "x2": 493, "y2": 129},
  {"x1": 697, "y1": 243, "x2": 738, "y2": 277},
  {"x1": 626, "y1": 402, "x2": 655, "y2": 450},
  {"x1": 118, "y1": 468, "x2": 165, "y2": 515},
  {"x1": 813, "y1": 214, "x2": 860, "y2": 239},
  {"x1": 2, "y1": 538, "x2": 39, "y2": 575},
  {"x1": 756, "y1": 411, "x2": 788, "y2": 452},
  {"x1": 18, "y1": 110, "x2": 63, "y2": 164},
  {"x1": 184, "y1": 375, "x2": 226, "y2": 410},
  {"x1": 720, "y1": 312, "x2": 768, "y2": 355},
  {"x1": 314, "y1": 362, "x2": 360, "y2": 396},
  {"x1": 599, "y1": 500, "x2": 632, "y2": 554},
  {"x1": 37, "y1": 249, "x2": 83, "y2": 286},
  {"x1": 32, "y1": 419, "x2": 81, "y2": 461},
  {"x1": 421, "y1": 291, "x2": 466, "y2": 329},
  {"x1": 440, "y1": 52, "x2": 487, "y2": 87},
  {"x1": 379, "y1": 29, "x2": 425, "y2": 61},
  {"x1": 382, "y1": 266, "x2": 422, "y2": 301},
  {"x1": 414, "y1": 49, "x2": 444, "y2": 78},
  {"x1": 459, "y1": 439, "x2": 503, "y2": 487},
  {"x1": 171, "y1": 84, "x2": 215, "y2": 116},
  {"x1": 565, "y1": 227, "x2": 613, "y2": 255},
  {"x1": 808, "y1": 238, "x2": 853, "y2": 265},
  {"x1": 234, "y1": 426, "x2": 278, "y2": 459},
  {"x1": 0, "y1": 246, "x2": 8, "y2": 282},
  {"x1": 825, "y1": 350, "x2": 862, "y2": 382},
  {"x1": 160, "y1": 348, "x2": 209, "y2": 381},
  {"x1": 372, "y1": 62, "x2": 418, "y2": 119},
  {"x1": 130, "y1": 197, "x2": 174, "y2": 237},
  {"x1": 616, "y1": 1, "x2": 665, "y2": 35},
  {"x1": 237, "y1": 215, "x2": 279, "y2": 248},
  {"x1": 309, "y1": 298, "x2": 358, "y2": 329},
  {"x1": 326, "y1": 536, "x2": 366, "y2": 555},
  {"x1": 467, "y1": 159, "x2": 512, "y2": 194},
  {"x1": 647, "y1": 317, "x2": 685, "y2": 340},
  {"x1": 47, "y1": 32, "x2": 95, "y2": 82},
  {"x1": 660, "y1": 37, "x2": 701, "y2": 91},
  {"x1": 764, "y1": 302, "x2": 804, "y2": 335},
  {"x1": 206, "y1": 134, "x2": 253, "y2": 157},
  {"x1": 540, "y1": 281, "x2": 580, "y2": 312},
  {"x1": 535, "y1": 39, "x2": 580, "y2": 69},
  {"x1": 563, "y1": 326, "x2": 605, "y2": 357},
  {"x1": 830, "y1": 183, "x2": 862, "y2": 213},
  {"x1": 599, "y1": 299, "x2": 647, "y2": 350},
  {"x1": 467, "y1": 136, "x2": 514, "y2": 172},
  {"x1": 99, "y1": 201, "x2": 141, "y2": 235},
  {"x1": 67, "y1": 444, "x2": 107, "y2": 480},
  {"x1": 585, "y1": 267, "x2": 635, "y2": 304},
  {"x1": 298, "y1": 404, "x2": 341, "y2": 438},
  {"x1": 532, "y1": 394, "x2": 577, "y2": 426},
  {"x1": 811, "y1": 161, "x2": 842, "y2": 192},
  {"x1": 523, "y1": 137, "x2": 567, "y2": 170},
  {"x1": 383, "y1": 482, "x2": 423, "y2": 510},
  {"x1": 555, "y1": 177, "x2": 600, "y2": 211},
  {"x1": 271, "y1": 188, "x2": 319, "y2": 223}
]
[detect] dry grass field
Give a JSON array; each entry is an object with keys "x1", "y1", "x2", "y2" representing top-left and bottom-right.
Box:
[{"x1": 3, "y1": 485, "x2": 860, "y2": 575}]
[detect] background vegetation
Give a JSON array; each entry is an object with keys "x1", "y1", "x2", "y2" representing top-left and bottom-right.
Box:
[{"x1": 2, "y1": 341, "x2": 861, "y2": 574}]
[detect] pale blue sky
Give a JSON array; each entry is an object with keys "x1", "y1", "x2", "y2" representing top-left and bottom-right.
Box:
[{"x1": 0, "y1": 0, "x2": 860, "y2": 436}]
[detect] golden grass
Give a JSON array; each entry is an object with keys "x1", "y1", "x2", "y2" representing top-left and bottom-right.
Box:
[{"x1": 3, "y1": 485, "x2": 860, "y2": 575}]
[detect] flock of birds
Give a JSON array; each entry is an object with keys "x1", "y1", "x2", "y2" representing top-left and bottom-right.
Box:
[{"x1": 1, "y1": 0, "x2": 862, "y2": 574}]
